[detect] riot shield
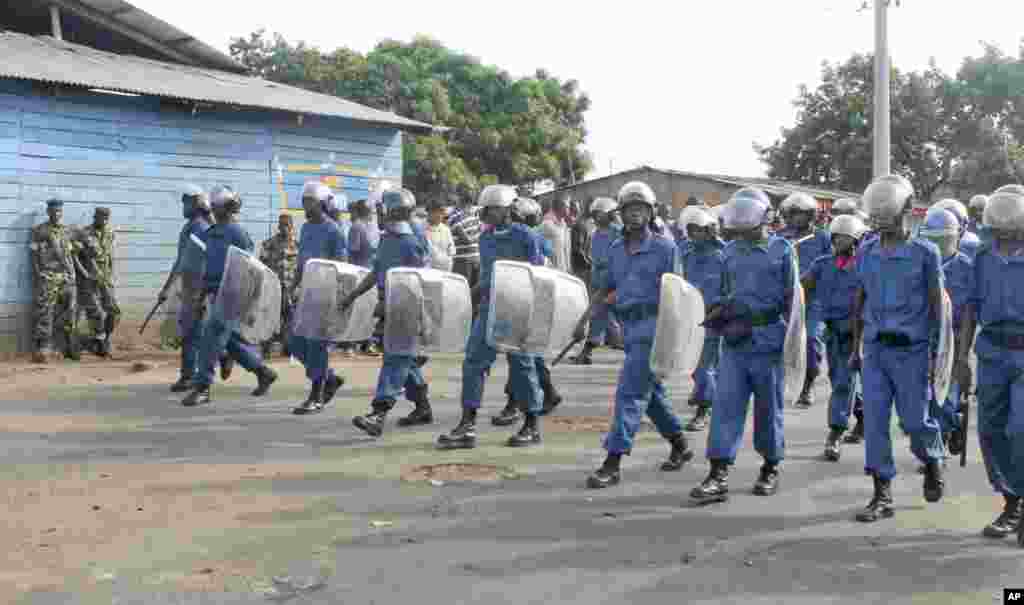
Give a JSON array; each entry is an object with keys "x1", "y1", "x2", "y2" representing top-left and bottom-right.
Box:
[
  {"x1": 650, "y1": 274, "x2": 706, "y2": 380},
  {"x1": 486, "y1": 261, "x2": 589, "y2": 355},
  {"x1": 782, "y1": 254, "x2": 808, "y2": 406},
  {"x1": 933, "y1": 289, "x2": 955, "y2": 403},
  {"x1": 291, "y1": 260, "x2": 378, "y2": 342},
  {"x1": 211, "y1": 246, "x2": 281, "y2": 344},
  {"x1": 384, "y1": 268, "x2": 472, "y2": 355}
]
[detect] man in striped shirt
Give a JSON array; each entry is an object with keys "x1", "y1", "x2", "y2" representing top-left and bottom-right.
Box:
[{"x1": 448, "y1": 192, "x2": 482, "y2": 291}]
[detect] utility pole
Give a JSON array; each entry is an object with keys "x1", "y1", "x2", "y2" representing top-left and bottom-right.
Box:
[{"x1": 873, "y1": 0, "x2": 891, "y2": 178}]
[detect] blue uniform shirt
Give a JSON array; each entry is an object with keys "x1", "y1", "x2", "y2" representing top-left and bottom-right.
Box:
[
  {"x1": 348, "y1": 220, "x2": 380, "y2": 268},
  {"x1": 479, "y1": 223, "x2": 545, "y2": 303},
  {"x1": 297, "y1": 220, "x2": 347, "y2": 271},
  {"x1": 783, "y1": 228, "x2": 832, "y2": 311},
  {"x1": 808, "y1": 254, "x2": 859, "y2": 323},
  {"x1": 855, "y1": 237, "x2": 943, "y2": 345},
  {"x1": 204, "y1": 222, "x2": 254, "y2": 292},
  {"x1": 372, "y1": 221, "x2": 431, "y2": 295},
  {"x1": 720, "y1": 236, "x2": 796, "y2": 353},
  {"x1": 590, "y1": 224, "x2": 621, "y2": 291},
  {"x1": 959, "y1": 231, "x2": 981, "y2": 261},
  {"x1": 941, "y1": 252, "x2": 972, "y2": 327},
  {"x1": 174, "y1": 216, "x2": 210, "y2": 273},
  {"x1": 969, "y1": 243, "x2": 1024, "y2": 333},
  {"x1": 681, "y1": 239, "x2": 725, "y2": 308},
  {"x1": 606, "y1": 229, "x2": 680, "y2": 344}
]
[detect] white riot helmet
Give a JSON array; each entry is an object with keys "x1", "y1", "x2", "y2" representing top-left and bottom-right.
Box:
[
  {"x1": 332, "y1": 191, "x2": 349, "y2": 213},
  {"x1": 829, "y1": 214, "x2": 868, "y2": 241},
  {"x1": 616, "y1": 181, "x2": 657, "y2": 210},
  {"x1": 968, "y1": 194, "x2": 988, "y2": 213},
  {"x1": 831, "y1": 197, "x2": 859, "y2": 216},
  {"x1": 932, "y1": 198, "x2": 969, "y2": 230},
  {"x1": 512, "y1": 197, "x2": 541, "y2": 224},
  {"x1": 590, "y1": 197, "x2": 618, "y2": 215},
  {"x1": 301, "y1": 180, "x2": 330, "y2": 202},
  {"x1": 679, "y1": 206, "x2": 715, "y2": 229},
  {"x1": 382, "y1": 188, "x2": 416, "y2": 212},
  {"x1": 721, "y1": 187, "x2": 771, "y2": 230},
  {"x1": 983, "y1": 189, "x2": 1024, "y2": 234},
  {"x1": 995, "y1": 184, "x2": 1024, "y2": 196},
  {"x1": 209, "y1": 185, "x2": 240, "y2": 211},
  {"x1": 920, "y1": 208, "x2": 961, "y2": 257},
  {"x1": 780, "y1": 192, "x2": 817, "y2": 214},
  {"x1": 478, "y1": 184, "x2": 517, "y2": 208},
  {"x1": 862, "y1": 174, "x2": 914, "y2": 224}
]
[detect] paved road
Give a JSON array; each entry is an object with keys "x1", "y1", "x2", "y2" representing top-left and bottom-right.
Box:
[{"x1": 1, "y1": 351, "x2": 1019, "y2": 605}]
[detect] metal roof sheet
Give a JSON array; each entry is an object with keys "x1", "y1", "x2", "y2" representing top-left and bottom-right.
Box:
[{"x1": 0, "y1": 32, "x2": 437, "y2": 134}]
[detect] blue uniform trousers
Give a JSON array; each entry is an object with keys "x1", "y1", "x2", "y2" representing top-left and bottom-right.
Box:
[
  {"x1": 706, "y1": 348, "x2": 785, "y2": 463},
  {"x1": 807, "y1": 315, "x2": 825, "y2": 377},
  {"x1": 588, "y1": 302, "x2": 617, "y2": 346},
  {"x1": 862, "y1": 341, "x2": 944, "y2": 480},
  {"x1": 461, "y1": 309, "x2": 542, "y2": 413},
  {"x1": 929, "y1": 381, "x2": 962, "y2": 434},
  {"x1": 826, "y1": 328, "x2": 858, "y2": 429},
  {"x1": 196, "y1": 316, "x2": 264, "y2": 387},
  {"x1": 692, "y1": 334, "x2": 720, "y2": 405},
  {"x1": 179, "y1": 304, "x2": 204, "y2": 379},
  {"x1": 375, "y1": 353, "x2": 427, "y2": 403},
  {"x1": 976, "y1": 350, "x2": 1024, "y2": 497},
  {"x1": 604, "y1": 339, "x2": 683, "y2": 454},
  {"x1": 287, "y1": 334, "x2": 337, "y2": 383}
]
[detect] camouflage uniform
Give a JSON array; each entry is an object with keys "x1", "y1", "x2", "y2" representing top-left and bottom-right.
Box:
[
  {"x1": 75, "y1": 220, "x2": 120, "y2": 347},
  {"x1": 259, "y1": 231, "x2": 298, "y2": 351},
  {"x1": 29, "y1": 217, "x2": 77, "y2": 356}
]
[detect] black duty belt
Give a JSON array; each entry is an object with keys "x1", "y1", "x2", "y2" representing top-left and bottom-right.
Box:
[
  {"x1": 617, "y1": 303, "x2": 659, "y2": 322},
  {"x1": 875, "y1": 332, "x2": 913, "y2": 347},
  {"x1": 750, "y1": 311, "x2": 782, "y2": 327},
  {"x1": 985, "y1": 330, "x2": 1024, "y2": 350}
]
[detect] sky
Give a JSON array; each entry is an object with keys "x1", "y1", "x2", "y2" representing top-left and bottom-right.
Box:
[{"x1": 132, "y1": 0, "x2": 1022, "y2": 181}]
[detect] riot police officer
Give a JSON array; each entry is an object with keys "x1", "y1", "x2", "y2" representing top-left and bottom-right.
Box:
[
  {"x1": 932, "y1": 198, "x2": 981, "y2": 260},
  {"x1": 573, "y1": 197, "x2": 621, "y2": 365},
  {"x1": 831, "y1": 197, "x2": 860, "y2": 217}
]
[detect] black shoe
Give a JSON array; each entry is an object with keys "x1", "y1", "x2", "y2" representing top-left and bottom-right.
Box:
[
  {"x1": 293, "y1": 381, "x2": 324, "y2": 415},
  {"x1": 170, "y1": 376, "x2": 193, "y2": 393},
  {"x1": 983, "y1": 495, "x2": 1022, "y2": 538},
  {"x1": 396, "y1": 403, "x2": 434, "y2": 427},
  {"x1": 507, "y1": 420, "x2": 542, "y2": 447},
  {"x1": 571, "y1": 354, "x2": 593, "y2": 366},
  {"x1": 491, "y1": 401, "x2": 523, "y2": 426},
  {"x1": 824, "y1": 427, "x2": 843, "y2": 462},
  {"x1": 856, "y1": 475, "x2": 894, "y2": 522},
  {"x1": 353, "y1": 403, "x2": 391, "y2": 437},
  {"x1": 685, "y1": 406, "x2": 710, "y2": 432},
  {"x1": 690, "y1": 460, "x2": 730, "y2": 504},
  {"x1": 251, "y1": 366, "x2": 277, "y2": 396},
  {"x1": 793, "y1": 373, "x2": 815, "y2": 409},
  {"x1": 437, "y1": 410, "x2": 477, "y2": 449},
  {"x1": 220, "y1": 355, "x2": 234, "y2": 381},
  {"x1": 182, "y1": 387, "x2": 211, "y2": 407},
  {"x1": 923, "y1": 460, "x2": 945, "y2": 503},
  {"x1": 660, "y1": 434, "x2": 694, "y2": 471},
  {"x1": 947, "y1": 425, "x2": 966, "y2": 456},
  {"x1": 843, "y1": 418, "x2": 864, "y2": 444},
  {"x1": 586, "y1": 466, "x2": 621, "y2": 489},
  {"x1": 321, "y1": 374, "x2": 345, "y2": 406},
  {"x1": 917, "y1": 458, "x2": 948, "y2": 474},
  {"x1": 752, "y1": 463, "x2": 780, "y2": 496}
]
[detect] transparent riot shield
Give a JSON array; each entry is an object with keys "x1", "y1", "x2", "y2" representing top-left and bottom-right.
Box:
[
  {"x1": 384, "y1": 268, "x2": 472, "y2": 356},
  {"x1": 650, "y1": 274, "x2": 706, "y2": 380},
  {"x1": 933, "y1": 289, "x2": 955, "y2": 403},
  {"x1": 211, "y1": 246, "x2": 281, "y2": 344},
  {"x1": 782, "y1": 255, "x2": 808, "y2": 405},
  {"x1": 486, "y1": 261, "x2": 589, "y2": 355},
  {"x1": 291, "y1": 260, "x2": 378, "y2": 342}
]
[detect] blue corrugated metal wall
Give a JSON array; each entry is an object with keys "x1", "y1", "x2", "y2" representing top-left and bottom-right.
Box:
[{"x1": 0, "y1": 79, "x2": 402, "y2": 354}]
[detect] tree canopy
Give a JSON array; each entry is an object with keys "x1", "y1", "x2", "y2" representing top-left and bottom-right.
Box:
[
  {"x1": 229, "y1": 31, "x2": 592, "y2": 199},
  {"x1": 755, "y1": 44, "x2": 1024, "y2": 200}
]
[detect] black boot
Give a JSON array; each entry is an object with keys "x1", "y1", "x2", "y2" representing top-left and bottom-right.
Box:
[
  {"x1": 397, "y1": 385, "x2": 433, "y2": 427},
  {"x1": 292, "y1": 380, "x2": 324, "y2": 415},
  {"x1": 491, "y1": 399, "x2": 523, "y2": 426},
  {"x1": 983, "y1": 495, "x2": 1022, "y2": 538},
  {"x1": 824, "y1": 426, "x2": 844, "y2": 462},
  {"x1": 690, "y1": 460, "x2": 730, "y2": 504},
  {"x1": 321, "y1": 373, "x2": 345, "y2": 406},
  {"x1": 571, "y1": 342, "x2": 594, "y2": 365},
  {"x1": 844, "y1": 408, "x2": 865, "y2": 444},
  {"x1": 856, "y1": 474, "x2": 894, "y2": 522},
  {"x1": 251, "y1": 366, "x2": 277, "y2": 396},
  {"x1": 539, "y1": 364, "x2": 563, "y2": 416},
  {"x1": 220, "y1": 354, "x2": 234, "y2": 381},
  {"x1": 794, "y1": 371, "x2": 816, "y2": 409},
  {"x1": 436, "y1": 408, "x2": 477, "y2": 449},
  {"x1": 507, "y1": 413, "x2": 542, "y2": 447},
  {"x1": 660, "y1": 433, "x2": 694, "y2": 471},
  {"x1": 752, "y1": 462, "x2": 780, "y2": 496},
  {"x1": 948, "y1": 423, "x2": 966, "y2": 457},
  {"x1": 685, "y1": 405, "x2": 710, "y2": 432},
  {"x1": 586, "y1": 453, "x2": 621, "y2": 489},
  {"x1": 923, "y1": 460, "x2": 945, "y2": 503},
  {"x1": 182, "y1": 385, "x2": 211, "y2": 407},
  {"x1": 170, "y1": 375, "x2": 193, "y2": 393},
  {"x1": 352, "y1": 400, "x2": 393, "y2": 437}
]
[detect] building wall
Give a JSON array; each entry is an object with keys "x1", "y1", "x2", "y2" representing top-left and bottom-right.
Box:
[{"x1": 0, "y1": 79, "x2": 401, "y2": 356}]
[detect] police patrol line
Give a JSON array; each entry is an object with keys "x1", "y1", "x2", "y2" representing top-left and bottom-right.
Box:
[{"x1": 42, "y1": 176, "x2": 1024, "y2": 546}]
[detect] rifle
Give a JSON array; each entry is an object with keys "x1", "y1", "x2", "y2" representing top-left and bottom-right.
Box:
[{"x1": 139, "y1": 298, "x2": 164, "y2": 334}]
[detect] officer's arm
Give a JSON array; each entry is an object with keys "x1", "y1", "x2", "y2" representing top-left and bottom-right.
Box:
[
  {"x1": 850, "y1": 287, "x2": 865, "y2": 356},
  {"x1": 341, "y1": 272, "x2": 377, "y2": 309},
  {"x1": 801, "y1": 262, "x2": 817, "y2": 296},
  {"x1": 957, "y1": 303, "x2": 976, "y2": 364}
]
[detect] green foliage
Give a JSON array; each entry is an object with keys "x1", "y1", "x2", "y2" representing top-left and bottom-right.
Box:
[
  {"x1": 229, "y1": 31, "x2": 592, "y2": 199},
  {"x1": 756, "y1": 46, "x2": 1024, "y2": 200}
]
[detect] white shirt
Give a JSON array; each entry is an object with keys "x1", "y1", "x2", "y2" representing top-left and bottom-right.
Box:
[
  {"x1": 426, "y1": 222, "x2": 455, "y2": 271},
  {"x1": 541, "y1": 213, "x2": 571, "y2": 273}
]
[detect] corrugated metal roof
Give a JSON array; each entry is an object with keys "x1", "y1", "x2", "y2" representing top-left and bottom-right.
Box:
[{"x1": 0, "y1": 32, "x2": 437, "y2": 134}]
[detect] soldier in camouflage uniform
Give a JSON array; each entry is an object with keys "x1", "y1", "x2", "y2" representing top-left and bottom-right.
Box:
[
  {"x1": 29, "y1": 199, "x2": 78, "y2": 363},
  {"x1": 259, "y1": 213, "x2": 298, "y2": 358},
  {"x1": 75, "y1": 207, "x2": 120, "y2": 357}
]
